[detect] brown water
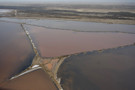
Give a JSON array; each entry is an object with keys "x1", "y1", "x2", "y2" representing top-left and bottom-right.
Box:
[
  {"x1": 58, "y1": 45, "x2": 135, "y2": 90},
  {"x1": 1, "y1": 69, "x2": 58, "y2": 90},
  {"x1": 0, "y1": 21, "x2": 35, "y2": 84},
  {"x1": 24, "y1": 25, "x2": 135, "y2": 57}
]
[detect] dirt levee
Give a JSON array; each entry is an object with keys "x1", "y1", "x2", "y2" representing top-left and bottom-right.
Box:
[
  {"x1": 0, "y1": 21, "x2": 35, "y2": 84},
  {"x1": 1, "y1": 69, "x2": 58, "y2": 90},
  {"x1": 58, "y1": 45, "x2": 135, "y2": 90},
  {"x1": 24, "y1": 25, "x2": 135, "y2": 57}
]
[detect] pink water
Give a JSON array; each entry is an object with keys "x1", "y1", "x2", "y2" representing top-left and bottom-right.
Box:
[{"x1": 25, "y1": 25, "x2": 135, "y2": 57}]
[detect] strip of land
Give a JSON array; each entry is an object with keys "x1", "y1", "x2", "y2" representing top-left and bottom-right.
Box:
[{"x1": 0, "y1": 4, "x2": 135, "y2": 24}]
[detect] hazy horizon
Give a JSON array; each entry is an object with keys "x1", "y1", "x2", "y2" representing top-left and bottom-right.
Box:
[{"x1": 0, "y1": 0, "x2": 135, "y2": 5}]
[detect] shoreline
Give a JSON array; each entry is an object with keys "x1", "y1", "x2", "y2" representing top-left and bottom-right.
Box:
[
  {"x1": 12, "y1": 16, "x2": 135, "y2": 25},
  {"x1": 7, "y1": 43, "x2": 135, "y2": 90},
  {"x1": 1, "y1": 16, "x2": 135, "y2": 25},
  {"x1": 1, "y1": 18, "x2": 135, "y2": 90}
]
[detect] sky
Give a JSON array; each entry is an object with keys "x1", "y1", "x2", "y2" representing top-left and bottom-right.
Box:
[{"x1": 0, "y1": 0, "x2": 135, "y2": 4}]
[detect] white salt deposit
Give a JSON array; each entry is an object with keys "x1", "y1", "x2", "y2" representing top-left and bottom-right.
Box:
[{"x1": 32, "y1": 65, "x2": 39, "y2": 68}]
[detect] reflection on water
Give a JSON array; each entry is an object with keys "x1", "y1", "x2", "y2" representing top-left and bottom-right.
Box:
[
  {"x1": 24, "y1": 25, "x2": 135, "y2": 57},
  {"x1": 0, "y1": 21, "x2": 35, "y2": 84},
  {"x1": 0, "y1": 17, "x2": 135, "y2": 33},
  {"x1": 58, "y1": 45, "x2": 135, "y2": 90}
]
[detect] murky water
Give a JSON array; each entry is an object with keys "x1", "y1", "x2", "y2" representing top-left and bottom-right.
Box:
[
  {"x1": 0, "y1": 17, "x2": 135, "y2": 33},
  {"x1": 1, "y1": 69, "x2": 58, "y2": 90},
  {"x1": 24, "y1": 25, "x2": 135, "y2": 57},
  {"x1": 0, "y1": 21, "x2": 35, "y2": 84},
  {"x1": 0, "y1": 17, "x2": 135, "y2": 89},
  {"x1": 58, "y1": 45, "x2": 135, "y2": 90}
]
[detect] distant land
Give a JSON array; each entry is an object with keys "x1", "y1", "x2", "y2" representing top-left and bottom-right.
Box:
[
  {"x1": 0, "y1": 2, "x2": 135, "y2": 6},
  {"x1": 0, "y1": 1, "x2": 135, "y2": 90},
  {"x1": 0, "y1": 3, "x2": 135, "y2": 24}
]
